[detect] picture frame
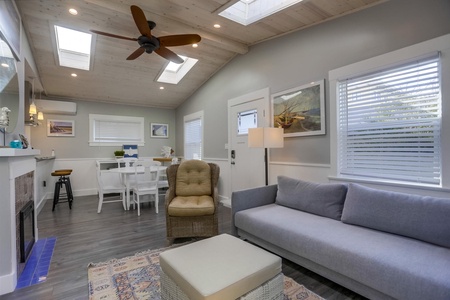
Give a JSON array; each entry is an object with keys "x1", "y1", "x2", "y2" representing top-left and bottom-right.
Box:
[
  {"x1": 47, "y1": 120, "x2": 75, "y2": 137},
  {"x1": 272, "y1": 79, "x2": 325, "y2": 137},
  {"x1": 123, "y1": 144, "x2": 138, "y2": 158},
  {"x1": 151, "y1": 123, "x2": 169, "y2": 138}
]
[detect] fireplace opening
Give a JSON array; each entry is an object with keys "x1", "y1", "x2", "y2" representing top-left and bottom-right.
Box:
[{"x1": 20, "y1": 200, "x2": 35, "y2": 263}]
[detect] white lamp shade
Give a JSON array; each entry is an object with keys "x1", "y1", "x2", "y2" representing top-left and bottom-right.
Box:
[
  {"x1": 37, "y1": 111, "x2": 44, "y2": 120},
  {"x1": 29, "y1": 102, "x2": 37, "y2": 115},
  {"x1": 248, "y1": 127, "x2": 284, "y2": 148}
]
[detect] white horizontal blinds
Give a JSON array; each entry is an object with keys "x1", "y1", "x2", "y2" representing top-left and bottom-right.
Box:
[
  {"x1": 89, "y1": 114, "x2": 145, "y2": 145},
  {"x1": 184, "y1": 117, "x2": 202, "y2": 160},
  {"x1": 94, "y1": 120, "x2": 142, "y2": 142},
  {"x1": 338, "y1": 54, "x2": 441, "y2": 185}
]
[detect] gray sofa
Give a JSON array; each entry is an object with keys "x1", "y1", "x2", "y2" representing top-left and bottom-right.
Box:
[{"x1": 231, "y1": 176, "x2": 450, "y2": 300}]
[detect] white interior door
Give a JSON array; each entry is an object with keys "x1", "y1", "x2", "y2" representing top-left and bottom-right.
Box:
[{"x1": 228, "y1": 88, "x2": 270, "y2": 192}]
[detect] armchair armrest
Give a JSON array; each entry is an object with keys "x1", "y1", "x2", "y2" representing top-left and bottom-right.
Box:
[{"x1": 231, "y1": 184, "x2": 278, "y2": 236}]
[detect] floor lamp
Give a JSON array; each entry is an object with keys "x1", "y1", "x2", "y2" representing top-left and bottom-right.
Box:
[{"x1": 248, "y1": 127, "x2": 284, "y2": 185}]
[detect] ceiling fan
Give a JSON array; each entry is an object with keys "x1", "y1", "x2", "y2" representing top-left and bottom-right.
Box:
[{"x1": 91, "y1": 5, "x2": 201, "y2": 64}]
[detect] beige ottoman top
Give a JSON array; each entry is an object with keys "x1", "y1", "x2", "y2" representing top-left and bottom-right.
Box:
[{"x1": 160, "y1": 234, "x2": 282, "y2": 300}]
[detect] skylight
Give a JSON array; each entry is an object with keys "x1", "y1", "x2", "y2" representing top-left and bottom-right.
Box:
[
  {"x1": 55, "y1": 25, "x2": 92, "y2": 70},
  {"x1": 219, "y1": 0, "x2": 304, "y2": 26},
  {"x1": 156, "y1": 56, "x2": 198, "y2": 84}
]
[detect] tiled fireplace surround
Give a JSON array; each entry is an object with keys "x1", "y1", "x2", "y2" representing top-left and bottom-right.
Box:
[
  {"x1": 0, "y1": 150, "x2": 39, "y2": 296},
  {"x1": 15, "y1": 171, "x2": 35, "y2": 277}
]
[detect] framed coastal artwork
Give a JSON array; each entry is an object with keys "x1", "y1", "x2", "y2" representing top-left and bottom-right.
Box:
[
  {"x1": 151, "y1": 123, "x2": 168, "y2": 138},
  {"x1": 47, "y1": 120, "x2": 75, "y2": 137},
  {"x1": 272, "y1": 79, "x2": 325, "y2": 137},
  {"x1": 123, "y1": 144, "x2": 138, "y2": 158}
]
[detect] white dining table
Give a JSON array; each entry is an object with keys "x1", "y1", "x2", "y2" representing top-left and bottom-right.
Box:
[{"x1": 108, "y1": 166, "x2": 167, "y2": 210}]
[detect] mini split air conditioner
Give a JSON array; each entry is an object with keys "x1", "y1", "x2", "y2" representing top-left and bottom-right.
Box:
[{"x1": 35, "y1": 99, "x2": 77, "y2": 115}]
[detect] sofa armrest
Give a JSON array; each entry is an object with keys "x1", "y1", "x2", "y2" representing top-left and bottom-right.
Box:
[{"x1": 231, "y1": 184, "x2": 278, "y2": 236}]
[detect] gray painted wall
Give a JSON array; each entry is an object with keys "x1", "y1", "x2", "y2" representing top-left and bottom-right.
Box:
[
  {"x1": 29, "y1": 100, "x2": 176, "y2": 158},
  {"x1": 175, "y1": 0, "x2": 450, "y2": 164}
]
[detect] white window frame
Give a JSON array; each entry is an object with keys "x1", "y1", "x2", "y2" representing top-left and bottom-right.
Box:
[
  {"x1": 89, "y1": 114, "x2": 145, "y2": 146},
  {"x1": 329, "y1": 34, "x2": 450, "y2": 188},
  {"x1": 184, "y1": 111, "x2": 204, "y2": 160}
]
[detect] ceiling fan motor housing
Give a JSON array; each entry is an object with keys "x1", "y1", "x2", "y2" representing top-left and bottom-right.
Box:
[{"x1": 138, "y1": 35, "x2": 160, "y2": 53}]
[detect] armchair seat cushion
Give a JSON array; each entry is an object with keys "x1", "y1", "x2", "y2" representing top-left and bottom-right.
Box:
[{"x1": 168, "y1": 195, "x2": 215, "y2": 217}]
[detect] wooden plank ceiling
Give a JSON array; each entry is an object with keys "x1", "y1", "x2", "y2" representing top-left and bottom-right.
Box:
[{"x1": 15, "y1": 0, "x2": 386, "y2": 109}]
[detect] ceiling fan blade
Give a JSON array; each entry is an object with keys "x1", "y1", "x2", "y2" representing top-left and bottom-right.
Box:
[
  {"x1": 90, "y1": 30, "x2": 137, "y2": 41},
  {"x1": 159, "y1": 34, "x2": 201, "y2": 47},
  {"x1": 155, "y1": 47, "x2": 184, "y2": 64},
  {"x1": 130, "y1": 5, "x2": 151, "y2": 38},
  {"x1": 126, "y1": 47, "x2": 145, "y2": 60}
]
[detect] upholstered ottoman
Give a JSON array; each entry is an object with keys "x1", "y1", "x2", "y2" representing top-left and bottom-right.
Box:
[{"x1": 160, "y1": 234, "x2": 283, "y2": 300}]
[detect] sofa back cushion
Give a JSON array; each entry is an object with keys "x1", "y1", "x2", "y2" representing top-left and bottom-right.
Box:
[
  {"x1": 342, "y1": 183, "x2": 450, "y2": 248},
  {"x1": 275, "y1": 176, "x2": 348, "y2": 220}
]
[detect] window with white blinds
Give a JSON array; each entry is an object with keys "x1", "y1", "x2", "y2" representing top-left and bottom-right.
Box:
[
  {"x1": 338, "y1": 54, "x2": 441, "y2": 185},
  {"x1": 89, "y1": 114, "x2": 145, "y2": 146},
  {"x1": 184, "y1": 111, "x2": 203, "y2": 160}
]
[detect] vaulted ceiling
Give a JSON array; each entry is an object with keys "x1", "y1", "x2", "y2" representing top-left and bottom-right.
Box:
[{"x1": 15, "y1": 0, "x2": 386, "y2": 109}]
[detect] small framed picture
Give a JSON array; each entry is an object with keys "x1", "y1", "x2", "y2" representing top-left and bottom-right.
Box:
[
  {"x1": 123, "y1": 144, "x2": 138, "y2": 158},
  {"x1": 151, "y1": 123, "x2": 168, "y2": 138},
  {"x1": 47, "y1": 119, "x2": 75, "y2": 137}
]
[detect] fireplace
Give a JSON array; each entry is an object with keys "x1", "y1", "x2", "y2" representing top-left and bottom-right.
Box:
[
  {"x1": 15, "y1": 171, "x2": 35, "y2": 275},
  {"x1": 0, "y1": 148, "x2": 40, "y2": 296},
  {"x1": 19, "y1": 201, "x2": 35, "y2": 263}
]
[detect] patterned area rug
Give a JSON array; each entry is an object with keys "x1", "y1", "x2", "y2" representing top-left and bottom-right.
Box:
[{"x1": 88, "y1": 245, "x2": 324, "y2": 300}]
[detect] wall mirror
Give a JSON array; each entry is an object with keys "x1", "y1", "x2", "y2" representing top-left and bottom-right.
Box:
[{"x1": 0, "y1": 35, "x2": 19, "y2": 133}]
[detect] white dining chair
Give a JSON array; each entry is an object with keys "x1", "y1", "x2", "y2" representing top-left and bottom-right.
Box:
[
  {"x1": 96, "y1": 161, "x2": 127, "y2": 213},
  {"x1": 117, "y1": 157, "x2": 138, "y2": 189},
  {"x1": 132, "y1": 160, "x2": 161, "y2": 216}
]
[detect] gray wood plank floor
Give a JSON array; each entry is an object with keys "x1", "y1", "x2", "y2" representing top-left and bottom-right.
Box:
[{"x1": 1, "y1": 194, "x2": 366, "y2": 300}]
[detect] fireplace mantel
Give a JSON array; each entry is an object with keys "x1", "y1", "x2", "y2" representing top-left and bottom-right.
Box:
[{"x1": 0, "y1": 149, "x2": 40, "y2": 295}]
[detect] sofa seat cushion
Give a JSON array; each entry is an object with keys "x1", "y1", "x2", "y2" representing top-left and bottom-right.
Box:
[
  {"x1": 275, "y1": 176, "x2": 347, "y2": 220},
  {"x1": 168, "y1": 196, "x2": 215, "y2": 217},
  {"x1": 342, "y1": 183, "x2": 450, "y2": 248},
  {"x1": 235, "y1": 204, "x2": 450, "y2": 300}
]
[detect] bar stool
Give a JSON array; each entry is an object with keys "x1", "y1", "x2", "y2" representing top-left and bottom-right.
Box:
[{"x1": 51, "y1": 169, "x2": 74, "y2": 211}]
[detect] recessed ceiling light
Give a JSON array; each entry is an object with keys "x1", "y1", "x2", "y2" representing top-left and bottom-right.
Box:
[
  {"x1": 1, "y1": 63, "x2": 9, "y2": 68},
  {"x1": 213, "y1": 24, "x2": 221, "y2": 28},
  {"x1": 192, "y1": 43, "x2": 198, "y2": 48},
  {"x1": 159, "y1": 86, "x2": 164, "y2": 90},
  {"x1": 71, "y1": 73, "x2": 77, "y2": 77},
  {"x1": 69, "y1": 8, "x2": 78, "y2": 15}
]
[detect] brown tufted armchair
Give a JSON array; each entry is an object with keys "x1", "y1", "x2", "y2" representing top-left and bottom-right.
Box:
[{"x1": 165, "y1": 160, "x2": 220, "y2": 241}]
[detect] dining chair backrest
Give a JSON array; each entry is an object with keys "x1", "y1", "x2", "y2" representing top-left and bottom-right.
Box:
[
  {"x1": 134, "y1": 160, "x2": 161, "y2": 189},
  {"x1": 117, "y1": 157, "x2": 138, "y2": 168}
]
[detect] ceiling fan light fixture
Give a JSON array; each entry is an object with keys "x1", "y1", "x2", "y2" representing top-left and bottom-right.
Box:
[{"x1": 91, "y1": 5, "x2": 200, "y2": 64}]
